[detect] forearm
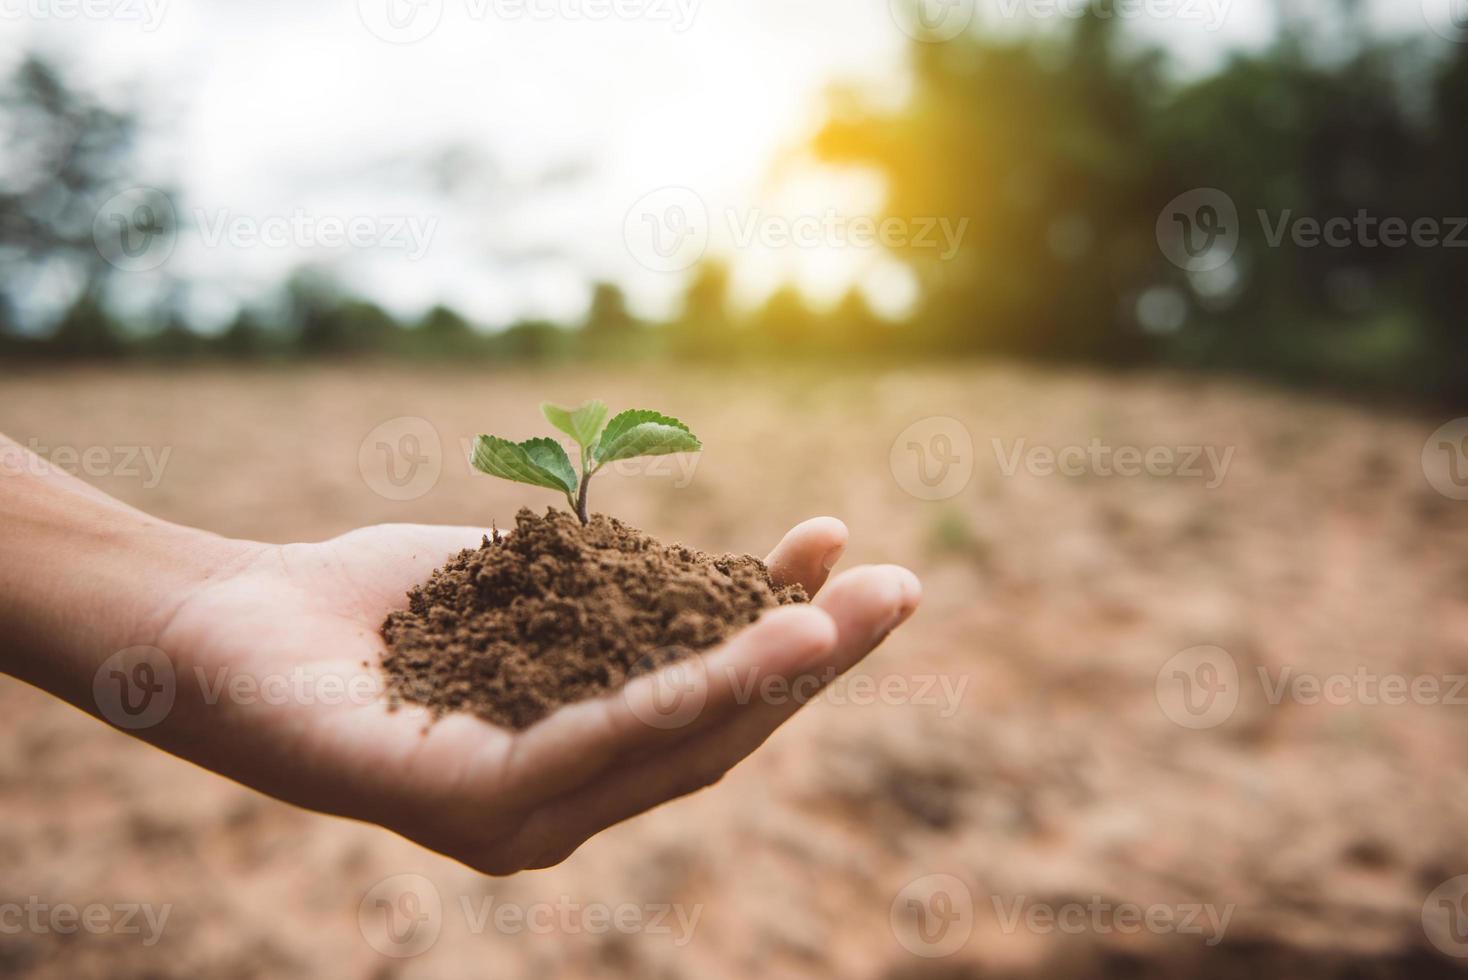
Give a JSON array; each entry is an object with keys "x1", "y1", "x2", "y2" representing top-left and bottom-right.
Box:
[{"x1": 0, "y1": 433, "x2": 239, "y2": 703}]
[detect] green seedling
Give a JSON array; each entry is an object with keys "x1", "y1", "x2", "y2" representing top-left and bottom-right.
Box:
[{"x1": 470, "y1": 400, "x2": 701, "y2": 525}]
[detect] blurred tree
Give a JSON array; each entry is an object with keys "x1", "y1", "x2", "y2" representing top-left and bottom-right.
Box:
[
  {"x1": 216, "y1": 309, "x2": 272, "y2": 360},
  {"x1": 582, "y1": 281, "x2": 650, "y2": 358},
  {"x1": 409, "y1": 304, "x2": 485, "y2": 358},
  {"x1": 144, "y1": 313, "x2": 207, "y2": 360},
  {"x1": 750, "y1": 285, "x2": 815, "y2": 356},
  {"x1": 0, "y1": 295, "x2": 16, "y2": 349},
  {"x1": 285, "y1": 272, "x2": 399, "y2": 357},
  {"x1": 668, "y1": 261, "x2": 736, "y2": 359},
  {"x1": 807, "y1": 3, "x2": 1456, "y2": 397},
  {"x1": 1, "y1": 20, "x2": 1461, "y2": 403},
  {"x1": 1153, "y1": 41, "x2": 1424, "y2": 386},
  {"x1": 1418, "y1": 44, "x2": 1468, "y2": 403},
  {"x1": 495, "y1": 320, "x2": 570, "y2": 362},
  {"x1": 583, "y1": 282, "x2": 633, "y2": 337},
  {"x1": 824, "y1": 289, "x2": 898, "y2": 358},
  {"x1": 0, "y1": 56, "x2": 149, "y2": 346},
  {"x1": 48, "y1": 291, "x2": 125, "y2": 360},
  {"x1": 814, "y1": 10, "x2": 1162, "y2": 362}
]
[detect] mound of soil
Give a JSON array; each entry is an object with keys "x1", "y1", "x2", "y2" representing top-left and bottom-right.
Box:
[{"x1": 380, "y1": 508, "x2": 807, "y2": 729}]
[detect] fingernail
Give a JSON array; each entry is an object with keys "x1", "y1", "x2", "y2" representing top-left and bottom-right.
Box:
[
  {"x1": 893, "y1": 567, "x2": 921, "y2": 617},
  {"x1": 873, "y1": 568, "x2": 921, "y2": 643},
  {"x1": 821, "y1": 543, "x2": 846, "y2": 571}
]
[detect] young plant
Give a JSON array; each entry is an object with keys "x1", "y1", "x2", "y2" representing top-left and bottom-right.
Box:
[{"x1": 470, "y1": 400, "x2": 701, "y2": 525}]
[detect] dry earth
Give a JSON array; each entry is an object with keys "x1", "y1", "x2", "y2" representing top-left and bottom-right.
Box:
[{"x1": 2, "y1": 363, "x2": 1467, "y2": 979}]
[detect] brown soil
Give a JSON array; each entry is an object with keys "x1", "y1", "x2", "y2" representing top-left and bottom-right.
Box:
[
  {"x1": 9, "y1": 366, "x2": 1468, "y2": 980},
  {"x1": 380, "y1": 507, "x2": 807, "y2": 729}
]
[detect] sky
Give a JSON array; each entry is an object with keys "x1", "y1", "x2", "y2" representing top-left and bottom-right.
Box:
[{"x1": 0, "y1": 0, "x2": 1450, "y2": 332}]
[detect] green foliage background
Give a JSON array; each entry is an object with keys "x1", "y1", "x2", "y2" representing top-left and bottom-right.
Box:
[{"x1": 3, "y1": 7, "x2": 1466, "y2": 404}]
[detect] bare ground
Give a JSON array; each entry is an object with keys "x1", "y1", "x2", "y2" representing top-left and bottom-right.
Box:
[{"x1": 2, "y1": 363, "x2": 1466, "y2": 979}]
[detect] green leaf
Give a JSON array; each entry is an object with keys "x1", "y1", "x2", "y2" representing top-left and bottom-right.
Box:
[
  {"x1": 541, "y1": 399, "x2": 609, "y2": 449},
  {"x1": 593, "y1": 410, "x2": 701, "y2": 465},
  {"x1": 521, "y1": 437, "x2": 578, "y2": 491},
  {"x1": 471, "y1": 435, "x2": 578, "y2": 493}
]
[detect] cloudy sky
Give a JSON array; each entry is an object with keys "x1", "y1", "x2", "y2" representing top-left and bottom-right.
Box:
[{"x1": 0, "y1": 0, "x2": 1446, "y2": 331}]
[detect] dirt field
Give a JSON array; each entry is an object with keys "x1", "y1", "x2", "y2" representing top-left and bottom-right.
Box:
[{"x1": 2, "y1": 363, "x2": 1467, "y2": 979}]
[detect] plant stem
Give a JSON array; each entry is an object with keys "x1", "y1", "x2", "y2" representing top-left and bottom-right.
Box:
[
  {"x1": 574, "y1": 449, "x2": 593, "y2": 525},
  {"x1": 575, "y1": 476, "x2": 590, "y2": 525}
]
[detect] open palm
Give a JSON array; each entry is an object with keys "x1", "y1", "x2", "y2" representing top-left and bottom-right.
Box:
[{"x1": 141, "y1": 517, "x2": 920, "y2": 874}]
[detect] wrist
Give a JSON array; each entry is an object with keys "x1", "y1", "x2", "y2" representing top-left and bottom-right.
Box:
[
  {"x1": 91, "y1": 514, "x2": 259, "y2": 653},
  {"x1": 0, "y1": 438, "x2": 261, "y2": 703}
]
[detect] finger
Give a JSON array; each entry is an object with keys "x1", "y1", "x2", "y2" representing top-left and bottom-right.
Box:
[
  {"x1": 515, "y1": 566, "x2": 920, "y2": 861},
  {"x1": 558, "y1": 524, "x2": 850, "y2": 760},
  {"x1": 488, "y1": 604, "x2": 837, "y2": 805},
  {"x1": 675, "y1": 564, "x2": 921, "y2": 767},
  {"x1": 810, "y1": 563, "x2": 922, "y2": 671},
  {"x1": 764, "y1": 517, "x2": 848, "y2": 595},
  {"x1": 648, "y1": 564, "x2": 921, "y2": 760}
]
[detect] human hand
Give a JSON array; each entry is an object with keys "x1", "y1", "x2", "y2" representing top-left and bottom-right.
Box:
[{"x1": 122, "y1": 517, "x2": 920, "y2": 875}]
